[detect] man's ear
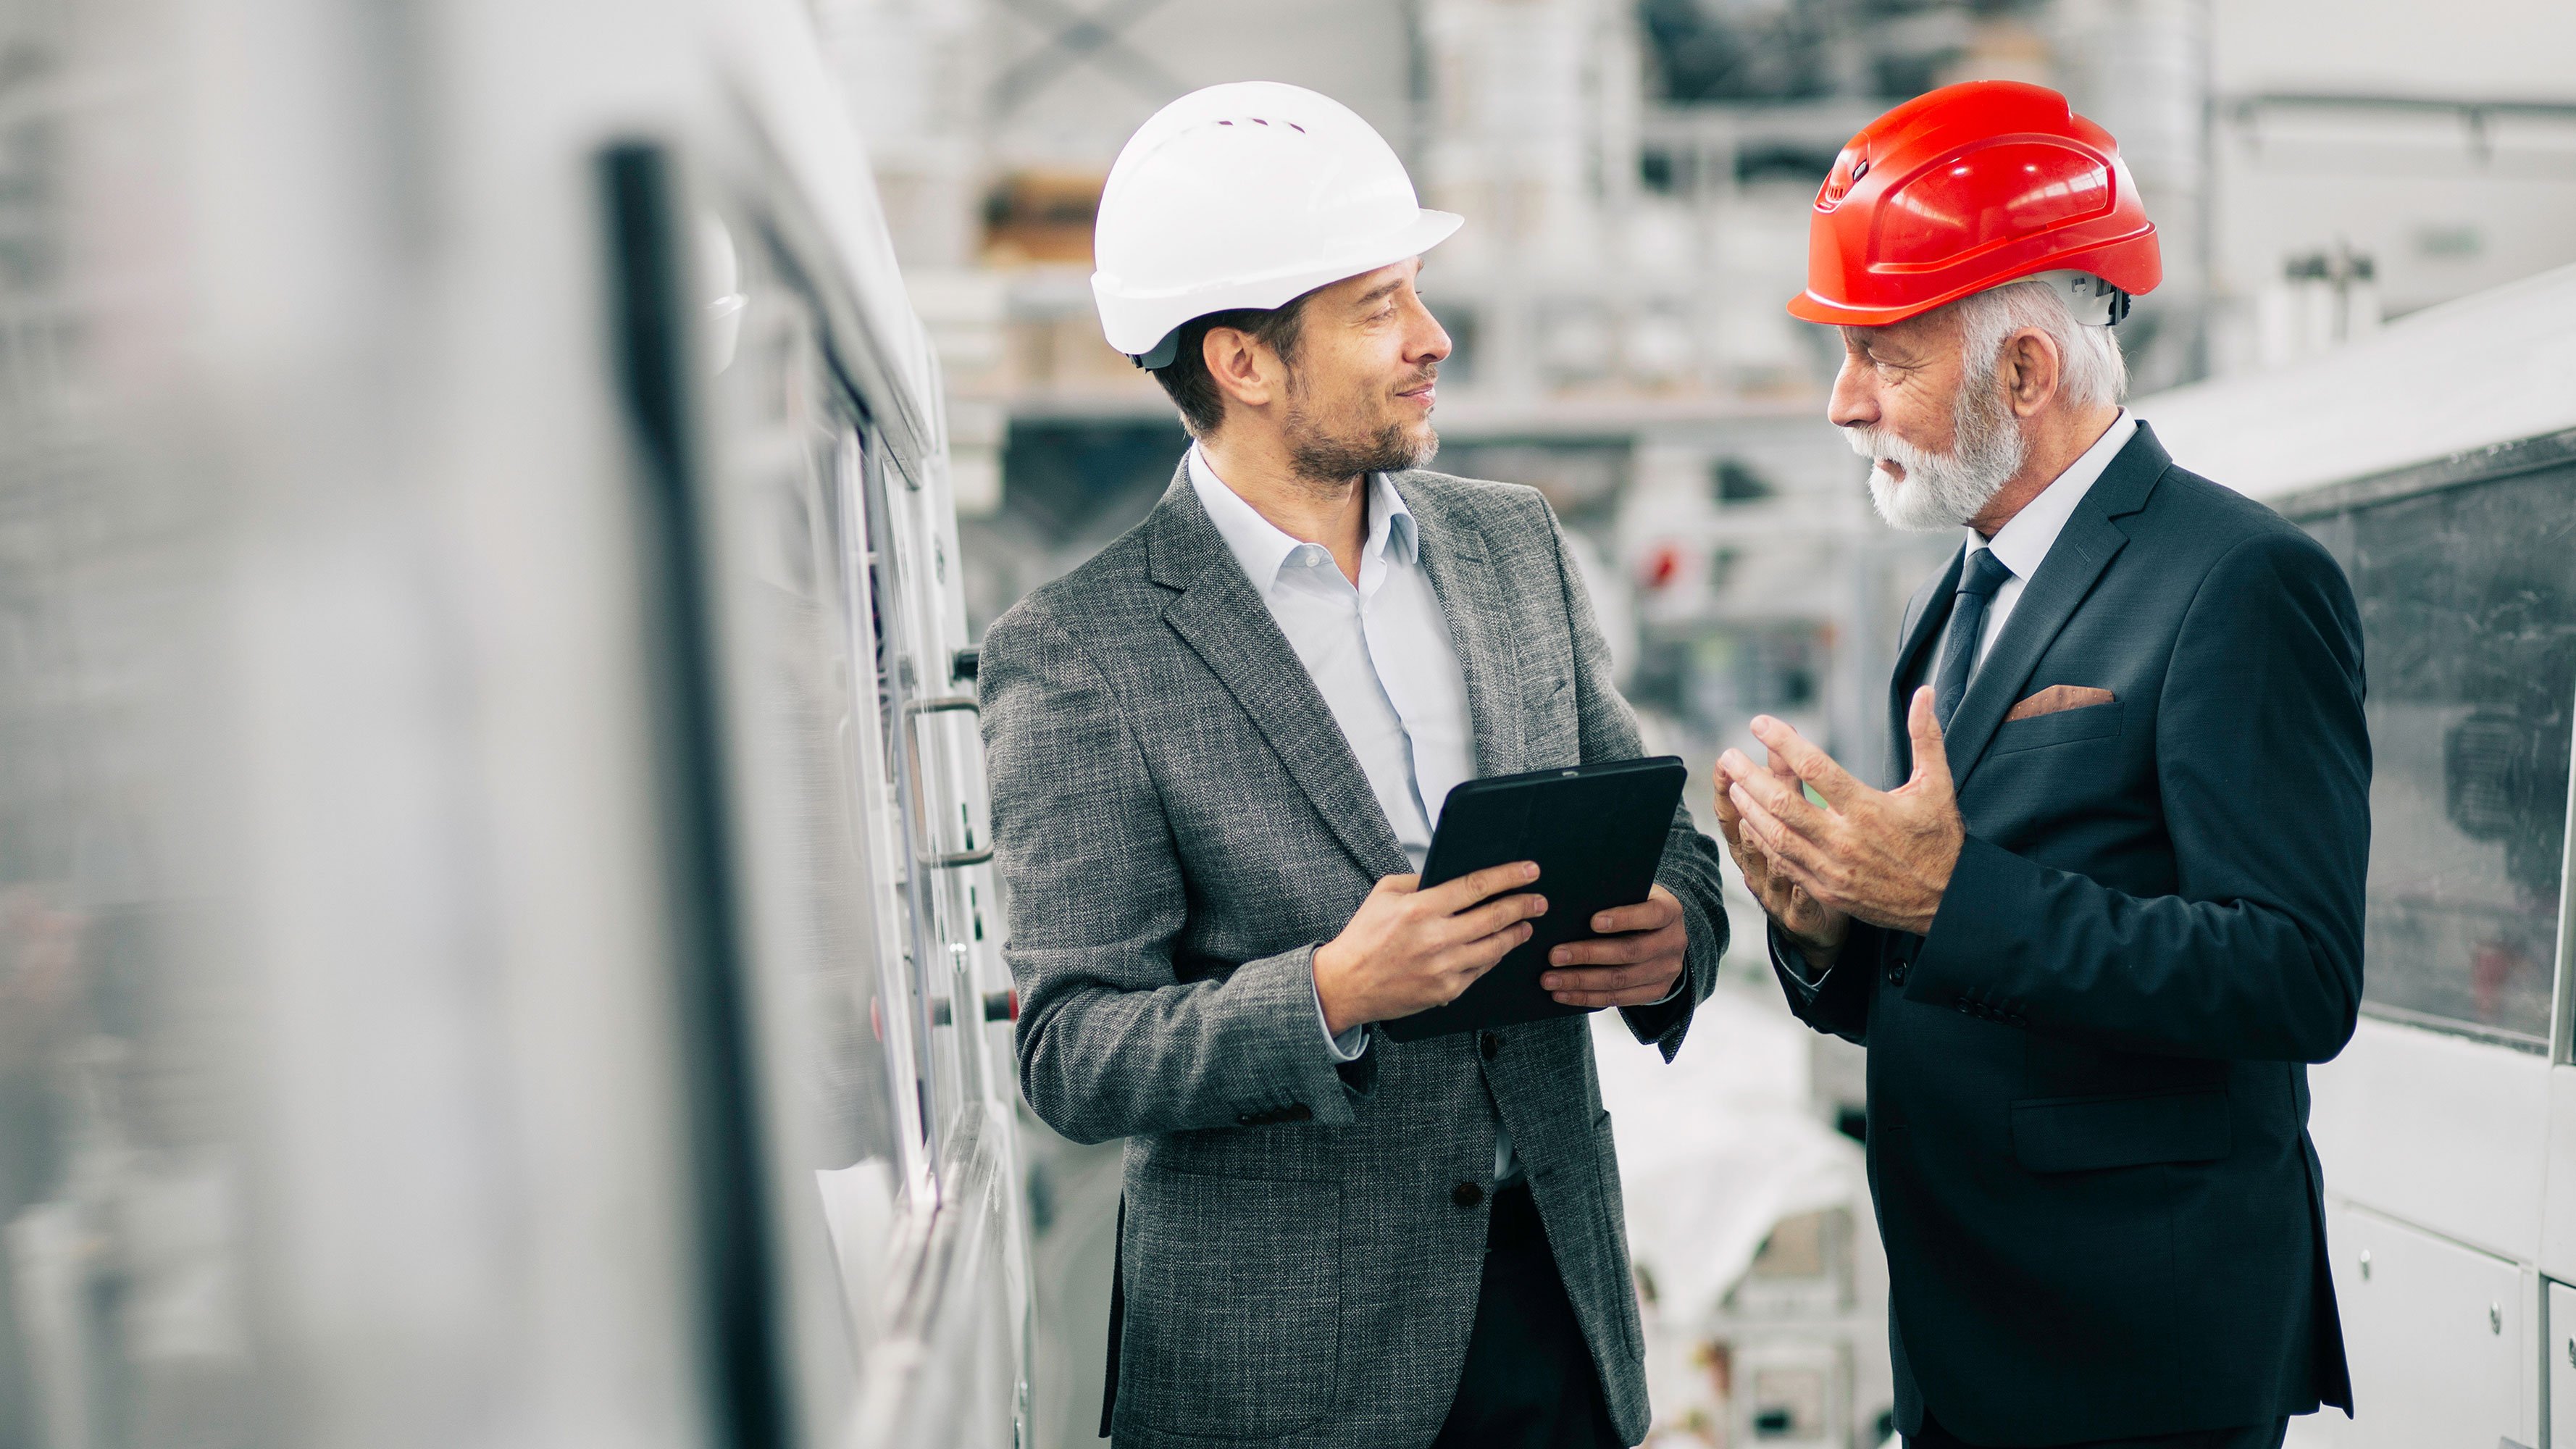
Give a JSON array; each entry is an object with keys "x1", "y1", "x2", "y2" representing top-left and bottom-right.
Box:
[
  {"x1": 2000, "y1": 327, "x2": 2062, "y2": 419},
  {"x1": 1203, "y1": 326, "x2": 1281, "y2": 413}
]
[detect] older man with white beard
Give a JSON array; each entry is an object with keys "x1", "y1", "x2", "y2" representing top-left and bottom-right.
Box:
[{"x1": 1708, "y1": 83, "x2": 2370, "y2": 1448}]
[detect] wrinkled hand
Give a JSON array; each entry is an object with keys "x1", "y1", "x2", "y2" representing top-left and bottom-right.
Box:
[
  {"x1": 1539, "y1": 883, "x2": 1689, "y2": 1008},
  {"x1": 1315, "y1": 861, "x2": 1548, "y2": 1035},
  {"x1": 1718, "y1": 687, "x2": 1964, "y2": 937},
  {"x1": 1712, "y1": 748, "x2": 1850, "y2": 969}
]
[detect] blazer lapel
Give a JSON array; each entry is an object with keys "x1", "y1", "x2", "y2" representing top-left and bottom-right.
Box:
[
  {"x1": 1943, "y1": 425, "x2": 2173, "y2": 794},
  {"x1": 1886, "y1": 551, "x2": 1962, "y2": 785},
  {"x1": 1394, "y1": 474, "x2": 1526, "y2": 780},
  {"x1": 1146, "y1": 464, "x2": 1413, "y2": 879}
]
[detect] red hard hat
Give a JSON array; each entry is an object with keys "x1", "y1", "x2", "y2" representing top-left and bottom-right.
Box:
[{"x1": 1786, "y1": 80, "x2": 2160, "y2": 328}]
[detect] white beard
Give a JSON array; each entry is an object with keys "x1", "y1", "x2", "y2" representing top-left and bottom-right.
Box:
[{"x1": 1847, "y1": 376, "x2": 2027, "y2": 532}]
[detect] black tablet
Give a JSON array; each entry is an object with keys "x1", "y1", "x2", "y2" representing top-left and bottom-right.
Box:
[{"x1": 1381, "y1": 755, "x2": 1688, "y2": 1042}]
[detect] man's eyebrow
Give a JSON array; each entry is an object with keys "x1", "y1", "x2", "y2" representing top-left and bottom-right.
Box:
[{"x1": 1352, "y1": 277, "x2": 1405, "y2": 306}]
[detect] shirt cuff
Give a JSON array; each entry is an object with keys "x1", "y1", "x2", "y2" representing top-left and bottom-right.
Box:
[
  {"x1": 1769, "y1": 919, "x2": 1831, "y2": 987},
  {"x1": 1313, "y1": 964, "x2": 1368, "y2": 1062},
  {"x1": 1647, "y1": 964, "x2": 1690, "y2": 1006}
]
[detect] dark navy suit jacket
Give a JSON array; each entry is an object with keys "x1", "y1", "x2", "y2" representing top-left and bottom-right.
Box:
[{"x1": 1775, "y1": 423, "x2": 2367, "y2": 1444}]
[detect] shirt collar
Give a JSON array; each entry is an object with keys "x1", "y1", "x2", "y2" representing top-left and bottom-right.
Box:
[
  {"x1": 1187, "y1": 443, "x2": 1417, "y2": 592},
  {"x1": 1973, "y1": 409, "x2": 2136, "y2": 582}
]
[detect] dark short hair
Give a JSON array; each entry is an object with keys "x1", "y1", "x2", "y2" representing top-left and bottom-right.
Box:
[{"x1": 1150, "y1": 297, "x2": 1310, "y2": 437}]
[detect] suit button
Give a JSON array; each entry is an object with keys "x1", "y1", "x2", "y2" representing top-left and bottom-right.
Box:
[
  {"x1": 1479, "y1": 1031, "x2": 1500, "y2": 1061},
  {"x1": 1887, "y1": 964, "x2": 1909, "y2": 987},
  {"x1": 1452, "y1": 1181, "x2": 1484, "y2": 1209},
  {"x1": 1235, "y1": 1113, "x2": 1259, "y2": 1126}
]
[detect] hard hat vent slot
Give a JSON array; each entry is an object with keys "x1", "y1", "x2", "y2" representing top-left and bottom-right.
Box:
[{"x1": 1874, "y1": 141, "x2": 2113, "y2": 269}]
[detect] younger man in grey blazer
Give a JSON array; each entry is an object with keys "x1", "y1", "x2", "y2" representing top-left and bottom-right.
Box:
[{"x1": 980, "y1": 84, "x2": 1730, "y2": 1448}]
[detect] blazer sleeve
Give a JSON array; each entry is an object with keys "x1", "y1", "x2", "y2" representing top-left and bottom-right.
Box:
[
  {"x1": 1772, "y1": 920, "x2": 1876, "y2": 1045},
  {"x1": 1541, "y1": 498, "x2": 1731, "y2": 1059},
  {"x1": 1907, "y1": 527, "x2": 2370, "y2": 1061},
  {"x1": 981, "y1": 608, "x2": 1374, "y2": 1145}
]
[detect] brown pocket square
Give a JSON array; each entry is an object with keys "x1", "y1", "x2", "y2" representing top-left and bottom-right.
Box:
[{"x1": 2007, "y1": 685, "x2": 2115, "y2": 722}]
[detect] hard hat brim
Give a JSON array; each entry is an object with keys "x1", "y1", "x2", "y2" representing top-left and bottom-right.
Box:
[
  {"x1": 1095, "y1": 209, "x2": 1463, "y2": 358},
  {"x1": 1785, "y1": 244, "x2": 2159, "y2": 330}
]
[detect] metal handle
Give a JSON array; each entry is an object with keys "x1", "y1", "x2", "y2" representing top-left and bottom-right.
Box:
[
  {"x1": 903, "y1": 692, "x2": 990, "y2": 867},
  {"x1": 928, "y1": 991, "x2": 1016, "y2": 1026}
]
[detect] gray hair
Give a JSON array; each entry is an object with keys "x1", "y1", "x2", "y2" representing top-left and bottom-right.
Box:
[{"x1": 1954, "y1": 277, "x2": 2128, "y2": 410}]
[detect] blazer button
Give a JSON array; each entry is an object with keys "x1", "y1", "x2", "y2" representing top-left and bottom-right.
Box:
[
  {"x1": 1479, "y1": 1031, "x2": 1500, "y2": 1061},
  {"x1": 1452, "y1": 1181, "x2": 1484, "y2": 1209},
  {"x1": 1887, "y1": 963, "x2": 1909, "y2": 987}
]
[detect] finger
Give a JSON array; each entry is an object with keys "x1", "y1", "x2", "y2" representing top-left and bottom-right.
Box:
[
  {"x1": 1747, "y1": 714, "x2": 1865, "y2": 808},
  {"x1": 1375, "y1": 872, "x2": 1421, "y2": 896},
  {"x1": 1547, "y1": 932, "x2": 1660, "y2": 968},
  {"x1": 1728, "y1": 782, "x2": 1836, "y2": 885},
  {"x1": 1588, "y1": 894, "x2": 1680, "y2": 935},
  {"x1": 1445, "y1": 919, "x2": 1536, "y2": 974},
  {"x1": 1425, "y1": 859, "x2": 1541, "y2": 913},
  {"x1": 1728, "y1": 759, "x2": 1833, "y2": 840},
  {"x1": 1710, "y1": 785, "x2": 1749, "y2": 851},
  {"x1": 1547, "y1": 967, "x2": 1686, "y2": 1007},
  {"x1": 1904, "y1": 685, "x2": 1953, "y2": 792},
  {"x1": 1541, "y1": 961, "x2": 1677, "y2": 995},
  {"x1": 1445, "y1": 889, "x2": 1548, "y2": 944}
]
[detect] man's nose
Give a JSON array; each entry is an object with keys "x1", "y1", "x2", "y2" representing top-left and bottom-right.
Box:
[
  {"x1": 1827, "y1": 356, "x2": 1876, "y2": 430},
  {"x1": 1406, "y1": 298, "x2": 1452, "y2": 364}
]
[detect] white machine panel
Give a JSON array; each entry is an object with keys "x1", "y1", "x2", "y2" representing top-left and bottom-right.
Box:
[
  {"x1": 2328, "y1": 1203, "x2": 2534, "y2": 1448},
  {"x1": 2551, "y1": 1279, "x2": 2575, "y2": 1448},
  {"x1": 2308, "y1": 1019, "x2": 2551, "y2": 1263},
  {"x1": 2543, "y1": 1068, "x2": 2576, "y2": 1284}
]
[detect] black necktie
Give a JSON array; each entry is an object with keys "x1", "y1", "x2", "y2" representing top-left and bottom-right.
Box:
[{"x1": 1933, "y1": 548, "x2": 2015, "y2": 729}]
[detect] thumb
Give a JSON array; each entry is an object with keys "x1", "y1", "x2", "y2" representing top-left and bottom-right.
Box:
[{"x1": 1906, "y1": 686, "x2": 1953, "y2": 791}]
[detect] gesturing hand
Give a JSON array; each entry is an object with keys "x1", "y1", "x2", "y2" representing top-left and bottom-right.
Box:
[
  {"x1": 1718, "y1": 687, "x2": 1965, "y2": 937},
  {"x1": 1313, "y1": 861, "x2": 1548, "y2": 1035},
  {"x1": 1711, "y1": 747, "x2": 1850, "y2": 969}
]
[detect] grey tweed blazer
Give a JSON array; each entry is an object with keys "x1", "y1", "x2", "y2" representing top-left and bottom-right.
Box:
[{"x1": 979, "y1": 459, "x2": 1730, "y2": 1448}]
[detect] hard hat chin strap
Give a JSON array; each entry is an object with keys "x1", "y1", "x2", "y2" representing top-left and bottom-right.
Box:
[
  {"x1": 1131, "y1": 329, "x2": 1182, "y2": 371},
  {"x1": 2030, "y1": 269, "x2": 2133, "y2": 327}
]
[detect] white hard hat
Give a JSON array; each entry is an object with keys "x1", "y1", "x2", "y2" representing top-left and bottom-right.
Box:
[{"x1": 1091, "y1": 81, "x2": 1463, "y2": 367}]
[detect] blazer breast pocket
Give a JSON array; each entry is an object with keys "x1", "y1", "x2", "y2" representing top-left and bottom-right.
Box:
[{"x1": 1987, "y1": 699, "x2": 2122, "y2": 758}]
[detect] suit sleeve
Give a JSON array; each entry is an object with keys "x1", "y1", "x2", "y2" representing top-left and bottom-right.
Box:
[
  {"x1": 1541, "y1": 498, "x2": 1731, "y2": 1058},
  {"x1": 1772, "y1": 920, "x2": 1875, "y2": 1045},
  {"x1": 1907, "y1": 528, "x2": 2370, "y2": 1061},
  {"x1": 982, "y1": 609, "x2": 1373, "y2": 1144}
]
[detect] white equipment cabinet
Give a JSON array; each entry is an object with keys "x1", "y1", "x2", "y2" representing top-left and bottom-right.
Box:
[
  {"x1": 0, "y1": 0, "x2": 1032, "y2": 1445},
  {"x1": 2149, "y1": 262, "x2": 2576, "y2": 1449}
]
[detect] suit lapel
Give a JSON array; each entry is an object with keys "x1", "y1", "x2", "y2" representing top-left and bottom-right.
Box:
[
  {"x1": 1394, "y1": 474, "x2": 1526, "y2": 779},
  {"x1": 1941, "y1": 424, "x2": 2173, "y2": 794},
  {"x1": 1886, "y1": 551, "x2": 1962, "y2": 785},
  {"x1": 1146, "y1": 464, "x2": 1413, "y2": 879}
]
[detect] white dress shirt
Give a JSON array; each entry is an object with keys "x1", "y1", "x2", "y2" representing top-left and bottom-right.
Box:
[
  {"x1": 1187, "y1": 446, "x2": 1525, "y2": 1180},
  {"x1": 1938, "y1": 409, "x2": 2138, "y2": 672}
]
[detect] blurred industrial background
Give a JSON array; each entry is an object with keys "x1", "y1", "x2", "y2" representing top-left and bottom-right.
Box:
[
  {"x1": 800, "y1": 1, "x2": 2576, "y2": 1443},
  {"x1": 1, "y1": 0, "x2": 2572, "y2": 1446}
]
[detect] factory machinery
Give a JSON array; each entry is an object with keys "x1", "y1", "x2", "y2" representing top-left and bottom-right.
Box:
[
  {"x1": 2151, "y1": 262, "x2": 2576, "y2": 1449},
  {"x1": 0, "y1": 0, "x2": 1031, "y2": 1445}
]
